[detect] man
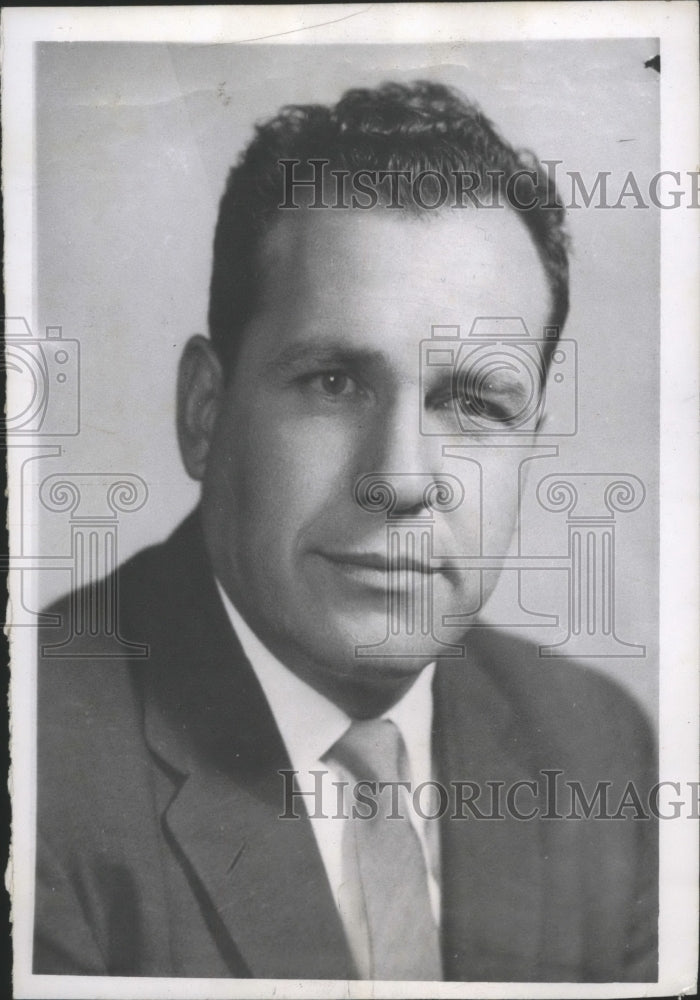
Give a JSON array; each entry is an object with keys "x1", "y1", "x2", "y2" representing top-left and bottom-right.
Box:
[{"x1": 34, "y1": 81, "x2": 657, "y2": 981}]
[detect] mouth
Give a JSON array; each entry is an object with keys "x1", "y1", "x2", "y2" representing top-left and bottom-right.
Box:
[{"x1": 317, "y1": 550, "x2": 439, "y2": 591}]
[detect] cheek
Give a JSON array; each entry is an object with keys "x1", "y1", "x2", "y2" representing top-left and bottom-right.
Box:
[
  {"x1": 482, "y1": 460, "x2": 526, "y2": 551},
  {"x1": 222, "y1": 416, "x2": 357, "y2": 543},
  {"x1": 448, "y1": 454, "x2": 523, "y2": 556},
  {"x1": 482, "y1": 504, "x2": 519, "y2": 553}
]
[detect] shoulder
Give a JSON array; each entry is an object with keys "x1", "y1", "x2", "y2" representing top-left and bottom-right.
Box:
[
  {"x1": 439, "y1": 627, "x2": 656, "y2": 774},
  {"x1": 38, "y1": 509, "x2": 202, "y2": 675},
  {"x1": 38, "y1": 537, "x2": 167, "y2": 718},
  {"x1": 466, "y1": 626, "x2": 651, "y2": 723},
  {"x1": 36, "y1": 514, "x2": 202, "y2": 795}
]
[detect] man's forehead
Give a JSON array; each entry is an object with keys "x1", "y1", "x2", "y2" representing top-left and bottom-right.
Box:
[
  {"x1": 261, "y1": 202, "x2": 537, "y2": 256},
  {"x1": 255, "y1": 205, "x2": 552, "y2": 331}
]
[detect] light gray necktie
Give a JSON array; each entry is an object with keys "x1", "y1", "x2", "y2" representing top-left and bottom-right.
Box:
[{"x1": 327, "y1": 718, "x2": 443, "y2": 981}]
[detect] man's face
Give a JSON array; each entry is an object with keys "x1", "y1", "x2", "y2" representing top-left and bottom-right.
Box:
[{"x1": 198, "y1": 207, "x2": 551, "y2": 705}]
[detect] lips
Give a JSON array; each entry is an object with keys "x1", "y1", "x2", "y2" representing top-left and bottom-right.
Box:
[
  {"x1": 317, "y1": 549, "x2": 439, "y2": 591},
  {"x1": 323, "y1": 550, "x2": 431, "y2": 573}
]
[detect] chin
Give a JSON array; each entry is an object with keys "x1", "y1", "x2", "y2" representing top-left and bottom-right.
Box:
[
  {"x1": 309, "y1": 628, "x2": 442, "y2": 682},
  {"x1": 350, "y1": 654, "x2": 436, "y2": 682},
  {"x1": 308, "y1": 650, "x2": 434, "y2": 711}
]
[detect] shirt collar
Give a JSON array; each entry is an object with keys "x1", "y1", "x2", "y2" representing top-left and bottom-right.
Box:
[{"x1": 215, "y1": 580, "x2": 435, "y2": 781}]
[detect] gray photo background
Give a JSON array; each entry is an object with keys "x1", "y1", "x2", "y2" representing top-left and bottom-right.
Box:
[{"x1": 34, "y1": 39, "x2": 659, "y2": 722}]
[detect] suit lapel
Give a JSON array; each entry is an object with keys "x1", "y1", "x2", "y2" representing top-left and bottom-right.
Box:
[
  {"x1": 162, "y1": 767, "x2": 354, "y2": 979},
  {"x1": 434, "y1": 642, "x2": 544, "y2": 982},
  {"x1": 135, "y1": 513, "x2": 354, "y2": 980}
]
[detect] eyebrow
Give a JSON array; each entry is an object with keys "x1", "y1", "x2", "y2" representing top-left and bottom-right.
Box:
[{"x1": 264, "y1": 341, "x2": 388, "y2": 376}]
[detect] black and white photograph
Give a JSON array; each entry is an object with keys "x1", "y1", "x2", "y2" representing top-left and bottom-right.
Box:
[{"x1": 4, "y1": 4, "x2": 698, "y2": 998}]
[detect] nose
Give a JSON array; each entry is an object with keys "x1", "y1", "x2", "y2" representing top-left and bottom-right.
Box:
[
  {"x1": 354, "y1": 471, "x2": 465, "y2": 520},
  {"x1": 356, "y1": 395, "x2": 462, "y2": 518}
]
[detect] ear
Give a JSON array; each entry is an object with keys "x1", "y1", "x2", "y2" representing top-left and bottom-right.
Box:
[{"x1": 177, "y1": 335, "x2": 225, "y2": 481}]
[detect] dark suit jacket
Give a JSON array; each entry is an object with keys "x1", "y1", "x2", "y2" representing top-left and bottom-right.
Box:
[{"x1": 34, "y1": 511, "x2": 658, "y2": 981}]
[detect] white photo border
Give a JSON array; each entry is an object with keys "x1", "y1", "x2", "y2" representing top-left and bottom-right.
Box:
[{"x1": 4, "y1": 3, "x2": 698, "y2": 998}]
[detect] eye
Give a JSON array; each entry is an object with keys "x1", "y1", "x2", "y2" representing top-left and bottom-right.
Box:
[
  {"x1": 454, "y1": 363, "x2": 539, "y2": 426},
  {"x1": 427, "y1": 374, "x2": 536, "y2": 427},
  {"x1": 305, "y1": 370, "x2": 361, "y2": 399},
  {"x1": 319, "y1": 372, "x2": 351, "y2": 395},
  {"x1": 456, "y1": 384, "x2": 515, "y2": 422}
]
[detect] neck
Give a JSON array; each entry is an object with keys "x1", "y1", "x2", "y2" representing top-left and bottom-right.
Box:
[{"x1": 297, "y1": 666, "x2": 425, "y2": 720}]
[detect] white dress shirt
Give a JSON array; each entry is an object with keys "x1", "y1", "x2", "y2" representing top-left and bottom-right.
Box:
[{"x1": 215, "y1": 581, "x2": 442, "y2": 954}]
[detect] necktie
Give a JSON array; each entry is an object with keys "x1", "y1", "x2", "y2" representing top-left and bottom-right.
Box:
[{"x1": 326, "y1": 718, "x2": 443, "y2": 981}]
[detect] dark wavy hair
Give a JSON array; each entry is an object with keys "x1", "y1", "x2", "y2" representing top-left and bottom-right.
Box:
[{"x1": 209, "y1": 81, "x2": 569, "y2": 371}]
